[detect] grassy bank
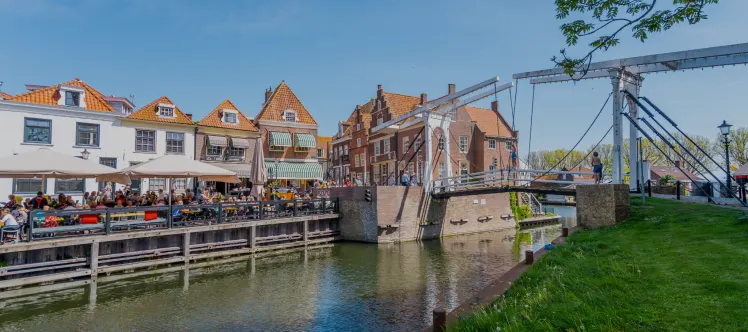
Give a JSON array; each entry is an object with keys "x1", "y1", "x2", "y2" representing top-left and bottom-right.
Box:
[{"x1": 450, "y1": 198, "x2": 748, "y2": 331}]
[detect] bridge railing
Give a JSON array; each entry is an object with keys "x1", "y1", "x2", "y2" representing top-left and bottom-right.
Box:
[{"x1": 431, "y1": 169, "x2": 611, "y2": 194}]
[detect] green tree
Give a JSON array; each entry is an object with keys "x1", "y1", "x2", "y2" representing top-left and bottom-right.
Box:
[
  {"x1": 554, "y1": 0, "x2": 719, "y2": 77},
  {"x1": 713, "y1": 127, "x2": 748, "y2": 168}
]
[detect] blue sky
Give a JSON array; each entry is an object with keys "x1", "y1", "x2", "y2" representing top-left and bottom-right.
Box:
[{"x1": 1, "y1": 0, "x2": 746, "y2": 154}]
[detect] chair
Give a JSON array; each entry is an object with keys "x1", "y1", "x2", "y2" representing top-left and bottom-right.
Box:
[{"x1": 1, "y1": 227, "x2": 21, "y2": 244}]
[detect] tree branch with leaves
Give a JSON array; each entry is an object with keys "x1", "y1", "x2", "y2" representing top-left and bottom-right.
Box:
[{"x1": 553, "y1": 0, "x2": 718, "y2": 77}]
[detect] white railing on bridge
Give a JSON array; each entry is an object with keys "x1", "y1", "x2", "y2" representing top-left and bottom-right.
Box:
[{"x1": 431, "y1": 168, "x2": 611, "y2": 193}]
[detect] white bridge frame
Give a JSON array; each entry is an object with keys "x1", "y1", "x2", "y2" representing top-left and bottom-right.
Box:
[
  {"x1": 432, "y1": 168, "x2": 612, "y2": 193},
  {"x1": 513, "y1": 42, "x2": 748, "y2": 191}
]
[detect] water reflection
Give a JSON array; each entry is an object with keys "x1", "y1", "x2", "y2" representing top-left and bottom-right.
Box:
[{"x1": 0, "y1": 225, "x2": 560, "y2": 332}]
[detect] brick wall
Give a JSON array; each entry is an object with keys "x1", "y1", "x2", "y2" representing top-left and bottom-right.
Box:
[
  {"x1": 260, "y1": 124, "x2": 318, "y2": 160},
  {"x1": 331, "y1": 186, "x2": 514, "y2": 243}
]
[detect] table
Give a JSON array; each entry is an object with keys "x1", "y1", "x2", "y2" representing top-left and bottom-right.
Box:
[{"x1": 109, "y1": 212, "x2": 145, "y2": 221}]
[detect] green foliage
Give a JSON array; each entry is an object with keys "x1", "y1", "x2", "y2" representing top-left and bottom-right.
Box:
[
  {"x1": 450, "y1": 197, "x2": 748, "y2": 331},
  {"x1": 0, "y1": 261, "x2": 7, "y2": 268},
  {"x1": 659, "y1": 174, "x2": 676, "y2": 186},
  {"x1": 544, "y1": 211, "x2": 557, "y2": 216},
  {"x1": 553, "y1": 0, "x2": 718, "y2": 77},
  {"x1": 516, "y1": 205, "x2": 532, "y2": 221}
]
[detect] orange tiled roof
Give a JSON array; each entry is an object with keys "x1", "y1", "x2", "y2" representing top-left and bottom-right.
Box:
[
  {"x1": 464, "y1": 106, "x2": 514, "y2": 138},
  {"x1": 317, "y1": 135, "x2": 332, "y2": 147},
  {"x1": 254, "y1": 82, "x2": 317, "y2": 125},
  {"x1": 9, "y1": 78, "x2": 115, "y2": 112},
  {"x1": 198, "y1": 99, "x2": 258, "y2": 132},
  {"x1": 381, "y1": 92, "x2": 421, "y2": 118},
  {"x1": 127, "y1": 96, "x2": 194, "y2": 125},
  {"x1": 0, "y1": 92, "x2": 12, "y2": 100},
  {"x1": 359, "y1": 99, "x2": 374, "y2": 130}
]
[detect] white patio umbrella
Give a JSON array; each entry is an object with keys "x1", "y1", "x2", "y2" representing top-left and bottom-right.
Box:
[
  {"x1": 0, "y1": 148, "x2": 130, "y2": 184},
  {"x1": 119, "y1": 154, "x2": 240, "y2": 207},
  {"x1": 250, "y1": 137, "x2": 268, "y2": 199}
]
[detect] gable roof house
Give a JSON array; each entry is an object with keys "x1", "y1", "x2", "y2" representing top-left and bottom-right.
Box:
[
  {"x1": 0, "y1": 78, "x2": 136, "y2": 200},
  {"x1": 195, "y1": 99, "x2": 259, "y2": 182},
  {"x1": 254, "y1": 82, "x2": 323, "y2": 186}
]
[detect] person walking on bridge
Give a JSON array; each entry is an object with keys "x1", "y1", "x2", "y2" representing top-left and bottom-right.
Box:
[
  {"x1": 591, "y1": 152, "x2": 603, "y2": 184},
  {"x1": 401, "y1": 170, "x2": 410, "y2": 186}
]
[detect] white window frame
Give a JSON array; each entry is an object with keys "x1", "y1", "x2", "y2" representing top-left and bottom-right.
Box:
[
  {"x1": 158, "y1": 106, "x2": 175, "y2": 117},
  {"x1": 459, "y1": 136, "x2": 468, "y2": 153},
  {"x1": 65, "y1": 91, "x2": 81, "y2": 107},
  {"x1": 165, "y1": 132, "x2": 185, "y2": 155},
  {"x1": 295, "y1": 146, "x2": 310, "y2": 153},
  {"x1": 76, "y1": 122, "x2": 99, "y2": 147},
  {"x1": 208, "y1": 144, "x2": 223, "y2": 155},
  {"x1": 361, "y1": 152, "x2": 366, "y2": 166},
  {"x1": 357, "y1": 138, "x2": 361, "y2": 147},
  {"x1": 135, "y1": 129, "x2": 156, "y2": 153},
  {"x1": 354, "y1": 154, "x2": 360, "y2": 167},
  {"x1": 344, "y1": 145, "x2": 349, "y2": 155},
  {"x1": 374, "y1": 141, "x2": 381, "y2": 155},
  {"x1": 269, "y1": 145, "x2": 285, "y2": 152},
  {"x1": 317, "y1": 148, "x2": 324, "y2": 158},
  {"x1": 377, "y1": 118, "x2": 383, "y2": 126},
  {"x1": 402, "y1": 137, "x2": 410, "y2": 153},
  {"x1": 224, "y1": 112, "x2": 238, "y2": 124},
  {"x1": 283, "y1": 110, "x2": 297, "y2": 122},
  {"x1": 383, "y1": 139, "x2": 390, "y2": 154},
  {"x1": 356, "y1": 123, "x2": 361, "y2": 131},
  {"x1": 488, "y1": 139, "x2": 496, "y2": 150},
  {"x1": 505, "y1": 141, "x2": 513, "y2": 151}
]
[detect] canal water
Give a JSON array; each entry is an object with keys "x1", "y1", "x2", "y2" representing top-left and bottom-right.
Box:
[{"x1": 0, "y1": 225, "x2": 561, "y2": 332}]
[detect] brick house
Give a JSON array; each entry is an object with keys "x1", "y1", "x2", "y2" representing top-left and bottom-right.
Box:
[
  {"x1": 348, "y1": 100, "x2": 375, "y2": 184},
  {"x1": 331, "y1": 111, "x2": 355, "y2": 185},
  {"x1": 317, "y1": 135, "x2": 332, "y2": 179},
  {"x1": 344, "y1": 83, "x2": 517, "y2": 186},
  {"x1": 195, "y1": 99, "x2": 260, "y2": 194},
  {"x1": 254, "y1": 82, "x2": 323, "y2": 190}
]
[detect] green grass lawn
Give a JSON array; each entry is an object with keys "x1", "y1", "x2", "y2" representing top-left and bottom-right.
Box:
[{"x1": 450, "y1": 197, "x2": 748, "y2": 332}]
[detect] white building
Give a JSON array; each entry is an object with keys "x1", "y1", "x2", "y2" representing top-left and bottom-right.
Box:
[{"x1": 0, "y1": 79, "x2": 196, "y2": 203}]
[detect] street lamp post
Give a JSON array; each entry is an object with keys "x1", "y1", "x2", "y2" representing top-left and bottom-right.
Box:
[{"x1": 718, "y1": 120, "x2": 733, "y2": 198}]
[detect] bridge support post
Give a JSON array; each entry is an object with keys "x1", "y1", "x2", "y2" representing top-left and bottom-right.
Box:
[
  {"x1": 424, "y1": 117, "x2": 433, "y2": 193},
  {"x1": 624, "y1": 72, "x2": 643, "y2": 192}
]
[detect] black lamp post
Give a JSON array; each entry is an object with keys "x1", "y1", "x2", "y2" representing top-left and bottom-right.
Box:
[{"x1": 718, "y1": 120, "x2": 733, "y2": 197}]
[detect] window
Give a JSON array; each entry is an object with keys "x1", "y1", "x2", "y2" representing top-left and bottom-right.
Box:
[
  {"x1": 13, "y1": 178, "x2": 44, "y2": 195},
  {"x1": 439, "y1": 162, "x2": 445, "y2": 178},
  {"x1": 228, "y1": 146, "x2": 245, "y2": 158},
  {"x1": 415, "y1": 138, "x2": 422, "y2": 150},
  {"x1": 224, "y1": 112, "x2": 237, "y2": 124},
  {"x1": 459, "y1": 136, "x2": 468, "y2": 153},
  {"x1": 65, "y1": 91, "x2": 80, "y2": 107},
  {"x1": 135, "y1": 130, "x2": 156, "y2": 152},
  {"x1": 361, "y1": 152, "x2": 366, "y2": 166},
  {"x1": 354, "y1": 154, "x2": 360, "y2": 167},
  {"x1": 334, "y1": 147, "x2": 338, "y2": 159},
  {"x1": 55, "y1": 178, "x2": 85, "y2": 194},
  {"x1": 295, "y1": 147, "x2": 310, "y2": 153},
  {"x1": 449, "y1": 109, "x2": 456, "y2": 120},
  {"x1": 317, "y1": 148, "x2": 324, "y2": 158},
  {"x1": 357, "y1": 123, "x2": 361, "y2": 131},
  {"x1": 488, "y1": 139, "x2": 496, "y2": 150},
  {"x1": 284, "y1": 110, "x2": 297, "y2": 122},
  {"x1": 207, "y1": 144, "x2": 222, "y2": 155},
  {"x1": 489, "y1": 158, "x2": 497, "y2": 172},
  {"x1": 344, "y1": 145, "x2": 349, "y2": 155},
  {"x1": 357, "y1": 138, "x2": 361, "y2": 147},
  {"x1": 173, "y1": 179, "x2": 187, "y2": 191},
  {"x1": 377, "y1": 118, "x2": 383, "y2": 126},
  {"x1": 99, "y1": 157, "x2": 117, "y2": 169},
  {"x1": 24, "y1": 118, "x2": 52, "y2": 144},
  {"x1": 374, "y1": 141, "x2": 381, "y2": 155},
  {"x1": 76, "y1": 123, "x2": 99, "y2": 147},
  {"x1": 460, "y1": 162, "x2": 469, "y2": 175},
  {"x1": 373, "y1": 167, "x2": 380, "y2": 185},
  {"x1": 505, "y1": 141, "x2": 513, "y2": 151},
  {"x1": 403, "y1": 137, "x2": 410, "y2": 153},
  {"x1": 158, "y1": 106, "x2": 174, "y2": 117},
  {"x1": 149, "y1": 178, "x2": 166, "y2": 191},
  {"x1": 384, "y1": 139, "x2": 390, "y2": 153},
  {"x1": 269, "y1": 145, "x2": 285, "y2": 152},
  {"x1": 166, "y1": 132, "x2": 184, "y2": 154}
]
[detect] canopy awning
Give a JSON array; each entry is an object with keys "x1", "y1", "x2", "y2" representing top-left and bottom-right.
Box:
[
  {"x1": 0, "y1": 148, "x2": 130, "y2": 184},
  {"x1": 121, "y1": 155, "x2": 239, "y2": 183},
  {"x1": 212, "y1": 162, "x2": 252, "y2": 178},
  {"x1": 294, "y1": 133, "x2": 316, "y2": 148},
  {"x1": 269, "y1": 132, "x2": 292, "y2": 147},
  {"x1": 208, "y1": 135, "x2": 228, "y2": 147},
  {"x1": 265, "y1": 161, "x2": 322, "y2": 180},
  {"x1": 230, "y1": 137, "x2": 251, "y2": 149}
]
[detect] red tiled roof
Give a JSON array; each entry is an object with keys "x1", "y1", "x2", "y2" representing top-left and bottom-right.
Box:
[
  {"x1": 9, "y1": 78, "x2": 115, "y2": 112},
  {"x1": 127, "y1": 96, "x2": 194, "y2": 125},
  {"x1": 650, "y1": 165, "x2": 703, "y2": 181},
  {"x1": 381, "y1": 92, "x2": 421, "y2": 118},
  {"x1": 463, "y1": 106, "x2": 514, "y2": 138},
  {"x1": 254, "y1": 82, "x2": 317, "y2": 125},
  {"x1": 198, "y1": 99, "x2": 258, "y2": 132},
  {"x1": 0, "y1": 92, "x2": 11, "y2": 100}
]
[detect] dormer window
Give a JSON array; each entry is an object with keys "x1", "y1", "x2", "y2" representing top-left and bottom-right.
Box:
[
  {"x1": 222, "y1": 109, "x2": 239, "y2": 124},
  {"x1": 283, "y1": 110, "x2": 297, "y2": 122},
  {"x1": 65, "y1": 91, "x2": 80, "y2": 107},
  {"x1": 157, "y1": 103, "x2": 176, "y2": 117}
]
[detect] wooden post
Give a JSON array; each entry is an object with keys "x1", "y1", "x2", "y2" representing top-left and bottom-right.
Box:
[
  {"x1": 90, "y1": 242, "x2": 99, "y2": 279},
  {"x1": 433, "y1": 308, "x2": 447, "y2": 332},
  {"x1": 562, "y1": 227, "x2": 569, "y2": 237},
  {"x1": 105, "y1": 210, "x2": 111, "y2": 235},
  {"x1": 676, "y1": 181, "x2": 681, "y2": 200},
  {"x1": 303, "y1": 220, "x2": 309, "y2": 245},
  {"x1": 183, "y1": 232, "x2": 191, "y2": 262},
  {"x1": 250, "y1": 225, "x2": 257, "y2": 251},
  {"x1": 647, "y1": 180, "x2": 652, "y2": 197},
  {"x1": 525, "y1": 250, "x2": 534, "y2": 265},
  {"x1": 293, "y1": 199, "x2": 298, "y2": 217}
]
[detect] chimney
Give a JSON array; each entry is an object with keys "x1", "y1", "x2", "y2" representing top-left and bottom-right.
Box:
[
  {"x1": 420, "y1": 93, "x2": 428, "y2": 105},
  {"x1": 185, "y1": 113, "x2": 193, "y2": 120},
  {"x1": 491, "y1": 101, "x2": 498, "y2": 113},
  {"x1": 377, "y1": 84, "x2": 383, "y2": 98},
  {"x1": 264, "y1": 87, "x2": 272, "y2": 104},
  {"x1": 448, "y1": 83, "x2": 456, "y2": 95},
  {"x1": 674, "y1": 160, "x2": 681, "y2": 168}
]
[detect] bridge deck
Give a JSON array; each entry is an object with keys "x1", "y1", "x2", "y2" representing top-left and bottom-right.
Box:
[{"x1": 431, "y1": 186, "x2": 576, "y2": 199}]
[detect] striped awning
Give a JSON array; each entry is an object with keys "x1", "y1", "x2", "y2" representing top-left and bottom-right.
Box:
[
  {"x1": 231, "y1": 137, "x2": 251, "y2": 149},
  {"x1": 294, "y1": 133, "x2": 316, "y2": 148},
  {"x1": 212, "y1": 162, "x2": 252, "y2": 178},
  {"x1": 269, "y1": 132, "x2": 292, "y2": 147},
  {"x1": 265, "y1": 161, "x2": 322, "y2": 180},
  {"x1": 208, "y1": 135, "x2": 228, "y2": 147}
]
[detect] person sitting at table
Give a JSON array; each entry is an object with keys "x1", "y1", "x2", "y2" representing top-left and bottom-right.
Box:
[
  {"x1": 30, "y1": 192, "x2": 48, "y2": 210},
  {"x1": 172, "y1": 199, "x2": 184, "y2": 222},
  {"x1": 86, "y1": 191, "x2": 98, "y2": 208},
  {"x1": 95, "y1": 200, "x2": 107, "y2": 209},
  {"x1": 114, "y1": 200, "x2": 124, "y2": 208},
  {"x1": 1, "y1": 208, "x2": 20, "y2": 242},
  {"x1": 4, "y1": 195, "x2": 17, "y2": 210},
  {"x1": 115, "y1": 193, "x2": 126, "y2": 206}
]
